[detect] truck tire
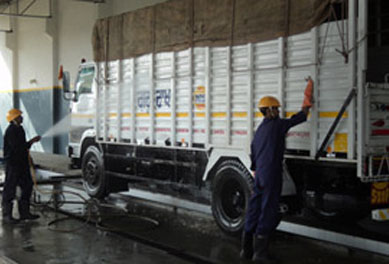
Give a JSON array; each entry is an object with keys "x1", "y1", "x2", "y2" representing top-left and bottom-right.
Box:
[
  {"x1": 211, "y1": 160, "x2": 254, "y2": 236},
  {"x1": 81, "y1": 145, "x2": 107, "y2": 198},
  {"x1": 303, "y1": 187, "x2": 369, "y2": 222}
]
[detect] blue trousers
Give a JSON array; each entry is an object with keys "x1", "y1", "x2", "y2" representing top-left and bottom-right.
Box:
[
  {"x1": 244, "y1": 177, "x2": 282, "y2": 236},
  {"x1": 2, "y1": 165, "x2": 33, "y2": 211}
]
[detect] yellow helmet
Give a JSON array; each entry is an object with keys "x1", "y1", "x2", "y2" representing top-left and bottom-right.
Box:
[
  {"x1": 258, "y1": 96, "x2": 280, "y2": 108},
  {"x1": 6, "y1": 108, "x2": 22, "y2": 122}
]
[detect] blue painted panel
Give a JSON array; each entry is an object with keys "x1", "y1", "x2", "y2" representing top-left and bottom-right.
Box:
[{"x1": 0, "y1": 88, "x2": 69, "y2": 155}]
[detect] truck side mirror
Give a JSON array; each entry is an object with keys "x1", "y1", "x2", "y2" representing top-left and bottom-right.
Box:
[{"x1": 62, "y1": 71, "x2": 77, "y2": 101}]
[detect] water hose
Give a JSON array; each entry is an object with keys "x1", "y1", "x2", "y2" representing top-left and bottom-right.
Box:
[
  {"x1": 28, "y1": 152, "x2": 92, "y2": 232},
  {"x1": 28, "y1": 152, "x2": 159, "y2": 233}
]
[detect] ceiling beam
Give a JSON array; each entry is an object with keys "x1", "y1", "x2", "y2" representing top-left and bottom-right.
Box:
[{"x1": 0, "y1": 0, "x2": 51, "y2": 19}]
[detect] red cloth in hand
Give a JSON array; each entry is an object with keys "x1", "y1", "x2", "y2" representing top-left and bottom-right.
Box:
[{"x1": 302, "y1": 79, "x2": 314, "y2": 108}]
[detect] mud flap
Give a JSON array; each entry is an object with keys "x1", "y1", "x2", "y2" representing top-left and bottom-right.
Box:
[
  {"x1": 281, "y1": 162, "x2": 297, "y2": 196},
  {"x1": 278, "y1": 162, "x2": 298, "y2": 214}
]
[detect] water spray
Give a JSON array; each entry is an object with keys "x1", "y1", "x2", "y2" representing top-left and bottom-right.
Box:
[{"x1": 41, "y1": 114, "x2": 72, "y2": 138}]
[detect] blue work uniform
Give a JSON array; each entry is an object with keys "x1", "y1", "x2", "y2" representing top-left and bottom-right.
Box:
[
  {"x1": 2, "y1": 123, "x2": 34, "y2": 212},
  {"x1": 244, "y1": 111, "x2": 307, "y2": 236}
]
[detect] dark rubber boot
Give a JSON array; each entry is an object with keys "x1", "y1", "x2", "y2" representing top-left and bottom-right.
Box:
[
  {"x1": 239, "y1": 231, "x2": 253, "y2": 259},
  {"x1": 18, "y1": 201, "x2": 39, "y2": 221},
  {"x1": 252, "y1": 235, "x2": 276, "y2": 264},
  {"x1": 2, "y1": 215, "x2": 19, "y2": 224},
  {"x1": 2, "y1": 203, "x2": 19, "y2": 224}
]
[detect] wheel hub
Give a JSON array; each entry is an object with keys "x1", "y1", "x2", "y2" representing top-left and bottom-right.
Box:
[
  {"x1": 232, "y1": 191, "x2": 243, "y2": 213},
  {"x1": 221, "y1": 181, "x2": 245, "y2": 219},
  {"x1": 85, "y1": 160, "x2": 98, "y2": 185}
]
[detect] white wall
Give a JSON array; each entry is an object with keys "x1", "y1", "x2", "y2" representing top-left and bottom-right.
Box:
[
  {"x1": 0, "y1": 0, "x2": 169, "y2": 153},
  {"x1": 0, "y1": 0, "x2": 169, "y2": 89},
  {"x1": 57, "y1": 0, "x2": 168, "y2": 82},
  {"x1": 0, "y1": 34, "x2": 13, "y2": 92},
  {"x1": 17, "y1": 18, "x2": 52, "y2": 90},
  {"x1": 57, "y1": 1, "x2": 98, "y2": 81},
  {"x1": 0, "y1": 33, "x2": 13, "y2": 139}
]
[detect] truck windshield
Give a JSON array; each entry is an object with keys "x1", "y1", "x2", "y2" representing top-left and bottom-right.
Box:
[{"x1": 75, "y1": 66, "x2": 95, "y2": 95}]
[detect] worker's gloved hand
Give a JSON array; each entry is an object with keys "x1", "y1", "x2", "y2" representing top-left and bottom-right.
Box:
[
  {"x1": 302, "y1": 77, "x2": 314, "y2": 108},
  {"x1": 31, "y1": 136, "x2": 41, "y2": 143}
]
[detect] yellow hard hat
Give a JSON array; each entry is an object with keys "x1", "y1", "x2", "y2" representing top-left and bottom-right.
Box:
[
  {"x1": 6, "y1": 108, "x2": 22, "y2": 122},
  {"x1": 258, "y1": 96, "x2": 280, "y2": 108}
]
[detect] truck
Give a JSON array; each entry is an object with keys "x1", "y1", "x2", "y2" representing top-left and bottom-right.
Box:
[{"x1": 62, "y1": 0, "x2": 389, "y2": 235}]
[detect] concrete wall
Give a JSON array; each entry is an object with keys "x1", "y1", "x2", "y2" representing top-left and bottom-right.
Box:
[
  {"x1": 18, "y1": 16, "x2": 54, "y2": 152},
  {"x1": 0, "y1": 0, "x2": 167, "y2": 154},
  {"x1": 0, "y1": 32, "x2": 13, "y2": 146}
]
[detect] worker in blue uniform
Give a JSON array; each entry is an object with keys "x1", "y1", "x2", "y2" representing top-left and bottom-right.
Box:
[
  {"x1": 240, "y1": 78, "x2": 313, "y2": 263},
  {"x1": 2, "y1": 109, "x2": 41, "y2": 224}
]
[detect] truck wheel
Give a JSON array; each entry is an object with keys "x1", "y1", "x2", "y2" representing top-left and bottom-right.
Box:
[
  {"x1": 81, "y1": 145, "x2": 107, "y2": 198},
  {"x1": 303, "y1": 187, "x2": 369, "y2": 222},
  {"x1": 211, "y1": 160, "x2": 253, "y2": 235}
]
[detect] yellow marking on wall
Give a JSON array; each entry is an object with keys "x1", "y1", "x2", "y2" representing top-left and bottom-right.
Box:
[
  {"x1": 373, "y1": 157, "x2": 389, "y2": 161},
  {"x1": 284, "y1": 111, "x2": 345, "y2": 118},
  {"x1": 177, "y1": 112, "x2": 189, "y2": 118},
  {"x1": 379, "y1": 210, "x2": 388, "y2": 220},
  {"x1": 319, "y1": 112, "x2": 348, "y2": 118},
  {"x1": 104, "y1": 113, "x2": 133, "y2": 118},
  {"x1": 212, "y1": 112, "x2": 227, "y2": 118},
  {"x1": 285, "y1": 112, "x2": 312, "y2": 118},
  {"x1": 0, "y1": 86, "x2": 62, "y2": 93},
  {"x1": 136, "y1": 113, "x2": 150, "y2": 117},
  {"x1": 233, "y1": 112, "x2": 247, "y2": 118},
  {"x1": 72, "y1": 111, "x2": 349, "y2": 121},
  {"x1": 372, "y1": 208, "x2": 389, "y2": 220},
  {"x1": 107, "y1": 113, "x2": 171, "y2": 118},
  {"x1": 122, "y1": 113, "x2": 131, "y2": 117},
  {"x1": 71, "y1": 113, "x2": 94, "y2": 118},
  {"x1": 373, "y1": 182, "x2": 389, "y2": 190},
  {"x1": 334, "y1": 133, "x2": 348, "y2": 152},
  {"x1": 371, "y1": 182, "x2": 389, "y2": 205},
  {"x1": 156, "y1": 112, "x2": 171, "y2": 117},
  {"x1": 174, "y1": 112, "x2": 250, "y2": 118},
  {"x1": 285, "y1": 112, "x2": 298, "y2": 118}
]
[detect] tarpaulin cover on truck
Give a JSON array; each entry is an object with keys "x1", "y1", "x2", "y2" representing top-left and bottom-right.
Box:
[{"x1": 92, "y1": 0, "x2": 333, "y2": 62}]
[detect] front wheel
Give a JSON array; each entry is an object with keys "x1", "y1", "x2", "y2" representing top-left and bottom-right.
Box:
[
  {"x1": 211, "y1": 160, "x2": 253, "y2": 236},
  {"x1": 81, "y1": 145, "x2": 107, "y2": 198}
]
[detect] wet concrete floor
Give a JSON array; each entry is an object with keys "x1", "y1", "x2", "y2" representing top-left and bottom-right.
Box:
[
  {"x1": 0, "y1": 152, "x2": 388, "y2": 263},
  {"x1": 1, "y1": 192, "x2": 388, "y2": 264},
  {"x1": 0, "y1": 211, "x2": 191, "y2": 264}
]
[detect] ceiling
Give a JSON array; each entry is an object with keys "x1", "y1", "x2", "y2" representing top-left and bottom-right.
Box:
[
  {"x1": 0, "y1": 0, "x2": 105, "y2": 7},
  {"x1": 0, "y1": 0, "x2": 11, "y2": 6},
  {"x1": 0, "y1": 0, "x2": 105, "y2": 33}
]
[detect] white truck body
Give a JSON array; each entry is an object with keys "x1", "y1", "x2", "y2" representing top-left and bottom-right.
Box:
[
  {"x1": 65, "y1": 0, "x2": 389, "y2": 233},
  {"x1": 72, "y1": 20, "x2": 388, "y2": 180}
]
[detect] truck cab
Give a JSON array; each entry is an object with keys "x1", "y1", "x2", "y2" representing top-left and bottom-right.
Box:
[{"x1": 63, "y1": 62, "x2": 97, "y2": 168}]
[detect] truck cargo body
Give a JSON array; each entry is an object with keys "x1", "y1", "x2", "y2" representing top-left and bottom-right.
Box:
[{"x1": 65, "y1": 0, "x2": 389, "y2": 234}]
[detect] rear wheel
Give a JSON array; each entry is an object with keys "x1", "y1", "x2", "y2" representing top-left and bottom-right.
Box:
[
  {"x1": 82, "y1": 145, "x2": 107, "y2": 198},
  {"x1": 303, "y1": 177, "x2": 370, "y2": 221},
  {"x1": 211, "y1": 160, "x2": 253, "y2": 236}
]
